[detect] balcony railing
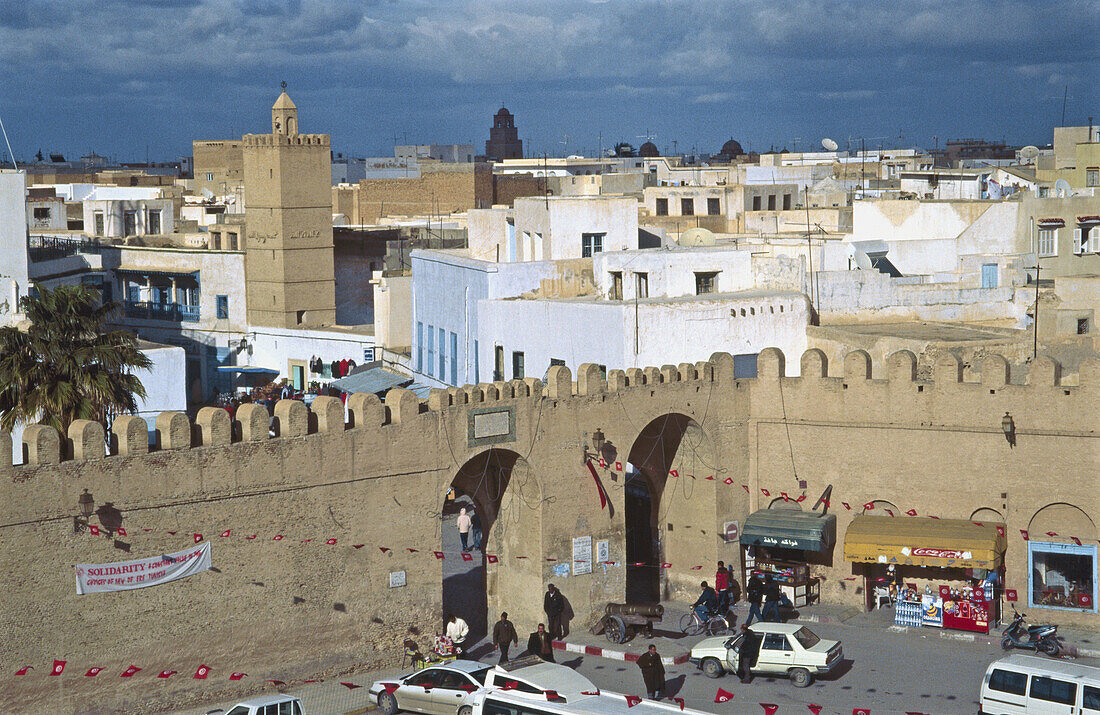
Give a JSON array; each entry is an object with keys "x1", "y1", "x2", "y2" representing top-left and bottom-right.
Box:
[
  {"x1": 123, "y1": 301, "x2": 200, "y2": 323},
  {"x1": 28, "y1": 235, "x2": 103, "y2": 262}
]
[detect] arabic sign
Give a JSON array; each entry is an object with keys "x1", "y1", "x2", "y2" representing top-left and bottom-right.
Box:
[
  {"x1": 573, "y1": 537, "x2": 592, "y2": 576},
  {"x1": 76, "y1": 542, "x2": 212, "y2": 595}
]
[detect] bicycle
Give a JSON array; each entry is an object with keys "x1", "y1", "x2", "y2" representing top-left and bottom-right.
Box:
[{"x1": 680, "y1": 609, "x2": 732, "y2": 636}]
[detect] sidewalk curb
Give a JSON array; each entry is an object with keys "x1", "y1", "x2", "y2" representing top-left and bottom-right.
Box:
[
  {"x1": 551, "y1": 640, "x2": 691, "y2": 666},
  {"x1": 879, "y1": 621, "x2": 1100, "y2": 659}
]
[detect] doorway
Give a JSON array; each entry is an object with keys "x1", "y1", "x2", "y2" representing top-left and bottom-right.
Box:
[{"x1": 626, "y1": 475, "x2": 658, "y2": 603}]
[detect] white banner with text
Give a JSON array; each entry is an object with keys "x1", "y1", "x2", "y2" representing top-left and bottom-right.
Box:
[{"x1": 75, "y1": 542, "x2": 212, "y2": 595}]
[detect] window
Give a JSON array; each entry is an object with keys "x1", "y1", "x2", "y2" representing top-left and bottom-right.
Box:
[
  {"x1": 1029, "y1": 541, "x2": 1097, "y2": 611},
  {"x1": 512, "y1": 351, "x2": 524, "y2": 379},
  {"x1": 211, "y1": 233, "x2": 221, "y2": 250},
  {"x1": 695, "y1": 271, "x2": 718, "y2": 295},
  {"x1": 550, "y1": 358, "x2": 565, "y2": 368},
  {"x1": 33, "y1": 206, "x2": 50, "y2": 220},
  {"x1": 1079, "y1": 318, "x2": 1091, "y2": 335},
  {"x1": 1084, "y1": 685, "x2": 1100, "y2": 711},
  {"x1": 635, "y1": 272, "x2": 648, "y2": 298},
  {"x1": 474, "y1": 340, "x2": 479, "y2": 383},
  {"x1": 792, "y1": 627, "x2": 820, "y2": 649},
  {"x1": 987, "y1": 668, "x2": 1027, "y2": 696},
  {"x1": 609, "y1": 272, "x2": 623, "y2": 300},
  {"x1": 1087, "y1": 168, "x2": 1099, "y2": 187},
  {"x1": 426, "y1": 325, "x2": 435, "y2": 378},
  {"x1": 147, "y1": 210, "x2": 161, "y2": 235},
  {"x1": 752, "y1": 195, "x2": 762, "y2": 211},
  {"x1": 225, "y1": 707, "x2": 249, "y2": 715},
  {"x1": 450, "y1": 332, "x2": 458, "y2": 385},
  {"x1": 680, "y1": 197, "x2": 694, "y2": 215},
  {"x1": 416, "y1": 323, "x2": 424, "y2": 372},
  {"x1": 438, "y1": 327, "x2": 446, "y2": 380},
  {"x1": 782, "y1": 193, "x2": 791, "y2": 210},
  {"x1": 1030, "y1": 675, "x2": 1076, "y2": 705},
  {"x1": 655, "y1": 198, "x2": 668, "y2": 216},
  {"x1": 494, "y1": 345, "x2": 504, "y2": 381},
  {"x1": 581, "y1": 233, "x2": 604, "y2": 258},
  {"x1": 227, "y1": 232, "x2": 238, "y2": 250},
  {"x1": 93, "y1": 211, "x2": 104, "y2": 236},
  {"x1": 707, "y1": 197, "x2": 720, "y2": 215},
  {"x1": 767, "y1": 194, "x2": 776, "y2": 210},
  {"x1": 296, "y1": 310, "x2": 306, "y2": 325},
  {"x1": 216, "y1": 295, "x2": 228, "y2": 319},
  {"x1": 761, "y1": 633, "x2": 792, "y2": 651},
  {"x1": 205, "y1": 172, "x2": 214, "y2": 182},
  {"x1": 123, "y1": 210, "x2": 137, "y2": 236},
  {"x1": 981, "y1": 264, "x2": 998, "y2": 289},
  {"x1": 483, "y1": 697, "x2": 558, "y2": 715},
  {"x1": 1037, "y1": 228, "x2": 1057, "y2": 257}
]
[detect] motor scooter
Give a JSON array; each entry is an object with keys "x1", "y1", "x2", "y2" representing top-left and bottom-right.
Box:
[{"x1": 1001, "y1": 608, "x2": 1060, "y2": 656}]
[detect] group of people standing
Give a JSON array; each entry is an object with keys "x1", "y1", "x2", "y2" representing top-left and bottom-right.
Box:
[
  {"x1": 744, "y1": 572, "x2": 787, "y2": 626},
  {"x1": 489, "y1": 584, "x2": 566, "y2": 665},
  {"x1": 455, "y1": 507, "x2": 483, "y2": 552}
]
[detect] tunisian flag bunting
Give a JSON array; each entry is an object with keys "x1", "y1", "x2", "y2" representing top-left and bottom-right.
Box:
[
  {"x1": 808, "y1": 706, "x2": 824, "y2": 715},
  {"x1": 671, "y1": 697, "x2": 685, "y2": 711},
  {"x1": 193, "y1": 665, "x2": 210, "y2": 679},
  {"x1": 193, "y1": 533, "x2": 203, "y2": 543},
  {"x1": 157, "y1": 670, "x2": 177, "y2": 678},
  {"x1": 14, "y1": 666, "x2": 32, "y2": 675},
  {"x1": 49, "y1": 660, "x2": 66, "y2": 676},
  {"x1": 715, "y1": 688, "x2": 734, "y2": 703},
  {"x1": 120, "y1": 665, "x2": 142, "y2": 677},
  {"x1": 85, "y1": 667, "x2": 103, "y2": 677},
  {"x1": 230, "y1": 672, "x2": 247, "y2": 680},
  {"x1": 853, "y1": 709, "x2": 871, "y2": 715},
  {"x1": 625, "y1": 695, "x2": 642, "y2": 707},
  {"x1": 761, "y1": 705, "x2": 779, "y2": 715},
  {"x1": 585, "y1": 460, "x2": 609, "y2": 510}
]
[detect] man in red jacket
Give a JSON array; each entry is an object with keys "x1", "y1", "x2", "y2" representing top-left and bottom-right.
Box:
[{"x1": 715, "y1": 560, "x2": 731, "y2": 612}]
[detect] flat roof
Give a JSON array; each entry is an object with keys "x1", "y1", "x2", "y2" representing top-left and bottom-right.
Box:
[{"x1": 815, "y1": 321, "x2": 1023, "y2": 343}]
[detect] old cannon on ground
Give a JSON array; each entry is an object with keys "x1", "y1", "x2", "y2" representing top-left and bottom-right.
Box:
[{"x1": 590, "y1": 602, "x2": 664, "y2": 644}]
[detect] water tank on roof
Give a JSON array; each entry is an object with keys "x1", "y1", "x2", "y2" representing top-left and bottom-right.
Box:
[{"x1": 678, "y1": 227, "x2": 717, "y2": 247}]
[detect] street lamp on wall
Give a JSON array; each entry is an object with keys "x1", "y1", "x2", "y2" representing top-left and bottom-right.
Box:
[
  {"x1": 74, "y1": 489, "x2": 95, "y2": 534},
  {"x1": 582, "y1": 428, "x2": 606, "y2": 464},
  {"x1": 1001, "y1": 412, "x2": 1016, "y2": 448}
]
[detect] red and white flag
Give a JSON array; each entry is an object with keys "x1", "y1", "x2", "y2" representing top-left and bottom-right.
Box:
[
  {"x1": 341, "y1": 682, "x2": 362, "y2": 689},
  {"x1": 691, "y1": 565, "x2": 702, "y2": 570},
  {"x1": 661, "y1": 562, "x2": 672, "y2": 569},
  {"x1": 615, "y1": 462, "x2": 623, "y2": 471},
  {"x1": 581, "y1": 690, "x2": 600, "y2": 696},
  {"x1": 487, "y1": 554, "x2": 499, "y2": 563},
  {"x1": 157, "y1": 670, "x2": 177, "y2": 679},
  {"x1": 842, "y1": 502, "x2": 851, "y2": 510},
  {"x1": 230, "y1": 672, "x2": 247, "y2": 680},
  {"x1": 885, "y1": 510, "x2": 894, "y2": 517},
  {"x1": 167, "y1": 530, "x2": 177, "y2": 535},
  {"x1": 193, "y1": 533, "x2": 203, "y2": 543},
  {"x1": 380, "y1": 547, "x2": 391, "y2": 553},
  {"x1": 1020, "y1": 529, "x2": 1030, "y2": 541},
  {"x1": 760, "y1": 489, "x2": 770, "y2": 496},
  {"x1": 299, "y1": 539, "x2": 312, "y2": 543},
  {"x1": 761, "y1": 705, "x2": 779, "y2": 715},
  {"x1": 434, "y1": 551, "x2": 445, "y2": 559},
  {"x1": 906, "y1": 509, "x2": 917, "y2": 516},
  {"x1": 715, "y1": 688, "x2": 734, "y2": 703},
  {"x1": 544, "y1": 690, "x2": 561, "y2": 701},
  {"x1": 14, "y1": 666, "x2": 31, "y2": 675},
  {"x1": 89, "y1": 525, "x2": 100, "y2": 536},
  {"x1": 326, "y1": 539, "x2": 337, "y2": 545},
  {"x1": 406, "y1": 547, "x2": 418, "y2": 552},
  {"x1": 221, "y1": 530, "x2": 232, "y2": 538},
  {"x1": 381, "y1": 682, "x2": 400, "y2": 694},
  {"x1": 853, "y1": 709, "x2": 871, "y2": 715},
  {"x1": 740, "y1": 483, "x2": 748, "y2": 491},
  {"x1": 669, "y1": 470, "x2": 679, "y2": 478},
  {"x1": 863, "y1": 502, "x2": 875, "y2": 511},
  {"x1": 120, "y1": 665, "x2": 142, "y2": 677},
  {"x1": 352, "y1": 544, "x2": 364, "y2": 549},
  {"x1": 462, "y1": 552, "x2": 473, "y2": 562},
  {"x1": 781, "y1": 492, "x2": 790, "y2": 502},
  {"x1": 49, "y1": 660, "x2": 66, "y2": 676},
  {"x1": 246, "y1": 535, "x2": 257, "y2": 540},
  {"x1": 996, "y1": 526, "x2": 1006, "y2": 537},
  {"x1": 671, "y1": 697, "x2": 685, "y2": 710},
  {"x1": 85, "y1": 667, "x2": 103, "y2": 677},
  {"x1": 625, "y1": 695, "x2": 642, "y2": 708},
  {"x1": 1072, "y1": 537, "x2": 1083, "y2": 546},
  {"x1": 193, "y1": 665, "x2": 210, "y2": 679},
  {"x1": 273, "y1": 534, "x2": 284, "y2": 541},
  {"x1": 1046, "y1": 531, "x2": 1059, "y2": 537},
  {"x1": 117, "y1": 527, "x2": 127, "y2": 536},
  {"x1": 808, "y1": 706, "x2": 823, "y2": 715},
  {"x1": 796, "y1": 494, "x2": 806, "y2": 502},
  {"x1": 705, "y1": 476, "x2": 715, "y2": 480}
]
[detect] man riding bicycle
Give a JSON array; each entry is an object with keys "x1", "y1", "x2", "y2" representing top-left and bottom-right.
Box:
[{"x1": 692, "y1": 581, "x2": 719, "y2": 624}]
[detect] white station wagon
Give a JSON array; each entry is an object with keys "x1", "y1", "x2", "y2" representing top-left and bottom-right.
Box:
[{"x1": 689, "y1": 622, "x2": 843, "y2": 687}]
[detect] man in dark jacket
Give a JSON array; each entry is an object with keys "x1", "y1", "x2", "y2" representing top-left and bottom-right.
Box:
[
  {"x1": 527, "y1": 623, "x2": 554, "y2": 662},
  {"x1": 736, "y1": 625, "x2": 761, "y2": 683},
  {"x1": 544, "y1": 584, "x2": 565, "y2": 639},
  {"x1": 636, "y1": 644, "x2": 665, "y2": 699},
  {"x1": 761, "y1": 573, "x2": 782, "y2": 622},
  {"x1": 492, "y1": 611, "x2": 518, "y2": 664},
  {"x1": 691, "y1": 581, "x2": 719, "y2": 624},
  {"x1": 744, "y1": 574, "x2": 764, "y2": 626}
]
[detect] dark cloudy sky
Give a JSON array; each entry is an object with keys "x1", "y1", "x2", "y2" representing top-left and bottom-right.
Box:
[{"x1": 1, "y1": 0, "x2": 1096, "y2": 162}]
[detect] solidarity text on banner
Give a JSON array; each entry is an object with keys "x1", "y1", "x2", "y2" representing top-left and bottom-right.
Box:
[{"x1": 75, "y1": 542, "x2": 212, "y2": 595}]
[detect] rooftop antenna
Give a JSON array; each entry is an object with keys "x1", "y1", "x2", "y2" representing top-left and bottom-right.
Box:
[
  {"x1": 560, "y1": 134, "x2": 569, "y2": 157},
  {"x1": 0, "y1": 112, "x2": 18, "y2": 169},
  {"x1": 1061, "y1": 85, "x2": 1068, "y2": 126},
  {"x1": 821, "y1": 138, "x2": 838, "y2": 152}
]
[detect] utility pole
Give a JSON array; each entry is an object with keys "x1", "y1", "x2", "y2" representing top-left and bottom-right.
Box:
[{"x1": 1033, "y1": 259, "x2": 1041, "y2": 359}]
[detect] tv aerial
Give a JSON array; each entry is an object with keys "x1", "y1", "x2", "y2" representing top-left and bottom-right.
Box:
[
  {"x1": 821, "y1": 137, "x2": 838, "y2": 152},
  {"x1": 1019, "y1": 145, "x2": 1039, "y2": 162}
]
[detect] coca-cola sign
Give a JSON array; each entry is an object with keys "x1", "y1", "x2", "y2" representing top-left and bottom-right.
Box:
[{"x1": 912, "y1": 547, "x2": 965, "y2": 559}]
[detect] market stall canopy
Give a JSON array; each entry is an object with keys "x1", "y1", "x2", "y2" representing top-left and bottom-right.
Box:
[
  {"x1": 328, "y1": 367, "x2": 412, "y2": 395},
  {"x1": 742, "y1": 510, "x2": 837, "y2": 552},
  {"x1": 216, "y1": 366, "x2": 279, "y2": 374},
  {"x1": 844, "y1": 516, "x2": 1005, "y2": 569}
]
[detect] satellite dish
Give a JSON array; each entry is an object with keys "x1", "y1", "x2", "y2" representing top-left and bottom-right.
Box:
[
  {"x1": 821, "y1": 138, "x2": 838, "y2": 152},
  {"x1": 1020, "y1": 145, "x2": 1039, "y2": 161},
  {"x1": 678, "y1": 227, "x2": 717, "y2": 247},
  {"x1": 1054, "y1": 178, "x2": 1072, "y2": 198},
  {"x1": 202, "y1": 188, "x2": 214, "y2": 200}
]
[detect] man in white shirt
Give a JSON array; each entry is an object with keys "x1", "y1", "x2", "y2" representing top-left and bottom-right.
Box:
[
  {"x1": 456, "y1": 508, "x2": 472, "y2": 552},
  {"x1": 445, "y1": 613, "x2": 469, "y2": 655}
]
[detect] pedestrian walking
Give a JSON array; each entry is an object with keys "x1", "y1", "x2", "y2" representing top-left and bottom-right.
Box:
[
  {"x1": 445, "y1": 613, "x2": 469, "y2": 655},
  {"x1": 456, "y1": 507, "x2": 472, "y2": 552},
  {"x1": 492, "y1": 611, "x2": 518, "y2": 664},
  {"x1": 736, "y1": 624, "x2": 761, "y2": 683},
  {"x1": 544, "y1": 583, "x2": 565, "y2": 639},
  {"x1": 636, "y1": 644, "x2": 665, "y2": 699},
  {"x1": 761, "y1": 573, "x2": 782, "y2": 622},
  {"x1": 470, "y1": 510, "x2": 483, "y2": 552},
  {"x1": 715, "y1": 561, "x2": 730, "y2": 612},
  {"x1": 744, "y1": 574, "x2": 764, "y2": 626},
  {"x1": 527, "y1": 623, "x2": 555, "y2": 662}
]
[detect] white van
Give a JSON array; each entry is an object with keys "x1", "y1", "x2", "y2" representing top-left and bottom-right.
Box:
[
  {"x1": 468, "y1": 689, "x2": 712, "y2": 715},
  {"x1": 980, "y1": 654, "x2": 1100, "y2": 715}
]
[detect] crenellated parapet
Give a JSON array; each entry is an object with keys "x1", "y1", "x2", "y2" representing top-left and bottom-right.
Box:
[{"x1": 2, "y1": 349, "x2": 1097, "y2": 478}]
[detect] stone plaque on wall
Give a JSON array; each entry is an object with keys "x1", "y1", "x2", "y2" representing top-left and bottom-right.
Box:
[
  {"x1": 468, "y1": 406, "x2": 516, "y2": 447},
  {"x1": 389, "y1": 570, "x2": 407, "y2": 588},
  {"x1": 573, "y1": 536, "x2": 592, "y2": 576}
]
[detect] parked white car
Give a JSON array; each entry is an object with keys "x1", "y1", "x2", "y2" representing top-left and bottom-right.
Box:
[
  {"x1": 369, "y1": 659, "x2": 492, "y2": 715},
  {"x1": 689, "y1": 622, "x2": 843, "y2": 687},
  {"x1": 224, "y1": 695, "x2": 304, "y2": 715}
]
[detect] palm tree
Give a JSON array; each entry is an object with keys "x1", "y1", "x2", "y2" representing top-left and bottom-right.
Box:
[{"x1": 0, "y1": 285, "x2": 152, "y2": 436}]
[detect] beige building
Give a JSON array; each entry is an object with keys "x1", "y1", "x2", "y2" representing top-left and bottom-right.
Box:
[
  {"x1": 192, "y1": 140, "x2": 244, "y2": 200},
  {"x1": 242, "y1": 89, "x2": 336, "y2": 328}
]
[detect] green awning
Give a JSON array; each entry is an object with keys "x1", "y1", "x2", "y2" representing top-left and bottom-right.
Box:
[{"x1": 742, "y1": 510, "x2": 837, "y2": 552}]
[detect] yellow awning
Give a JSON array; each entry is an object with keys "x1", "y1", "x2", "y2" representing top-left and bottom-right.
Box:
[{"x1": 844, "y1": 516, "x2": 1005, "y2": 569}]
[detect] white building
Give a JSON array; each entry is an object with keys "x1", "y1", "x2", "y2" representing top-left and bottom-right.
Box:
[{"x1": 0, "y1": 171, "x2": 30, "y2": 326}]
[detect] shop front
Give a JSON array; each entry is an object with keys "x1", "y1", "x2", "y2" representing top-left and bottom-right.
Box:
[
  {"x1": 844, "y1": 516, "x2": 1006, "y2": 634},
  {"x1": 740, "y1": 509, "x2": 837, "y2": 607},
  {"x1": 1028, "y1": 541, "x2": 1097, "y2": 613}
]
